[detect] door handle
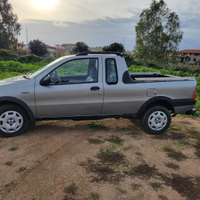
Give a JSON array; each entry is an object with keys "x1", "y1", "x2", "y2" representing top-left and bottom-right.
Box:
[{"x1": 90, "y1": 86, "x2": 100, "y2": 91}]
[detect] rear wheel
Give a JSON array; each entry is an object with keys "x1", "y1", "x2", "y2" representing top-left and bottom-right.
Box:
[
  {"x1": 0, "y1": 104, "x2": 28, "y2": 137},
  {"x1": 141, "y1": 106, "x2": 171, "y2": 135}
]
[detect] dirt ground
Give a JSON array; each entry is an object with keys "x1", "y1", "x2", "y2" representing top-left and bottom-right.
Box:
[{"x1": 0, "y1": 116, "x2": 200, "y2": 200}]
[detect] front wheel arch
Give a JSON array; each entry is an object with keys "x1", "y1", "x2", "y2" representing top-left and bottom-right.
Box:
[{"x1": 0, "y1": 97, "x2": 35, "y2": 121}]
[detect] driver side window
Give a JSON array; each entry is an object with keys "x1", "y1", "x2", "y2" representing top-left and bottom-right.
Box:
[{"x1": 49, "y1": 58, "x2": 98, "y2": 84}]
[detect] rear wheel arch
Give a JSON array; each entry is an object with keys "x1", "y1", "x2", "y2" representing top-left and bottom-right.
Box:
[{"x1": 138, "y1": 97, "x2": 174, "y2": 118}]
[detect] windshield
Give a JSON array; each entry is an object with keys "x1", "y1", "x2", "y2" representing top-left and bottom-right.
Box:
[{"x1": 28, "y1": 57, "x2": 66, "y2": 79}]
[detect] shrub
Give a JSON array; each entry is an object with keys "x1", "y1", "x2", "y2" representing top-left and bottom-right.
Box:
[
  {"x1": 0, "y1": 49, "x2": 18, "y2": 61},
  {"x1": 18, "y1": 54, "x2": 43, "y2": 64}
]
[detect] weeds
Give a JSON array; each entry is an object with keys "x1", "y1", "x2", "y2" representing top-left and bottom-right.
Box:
[
  {"x1": 125, "y1": 163, "x2": 157, "y2": 179},
  {"x1": 89, "y1": 192, "x2": 100, "y2": 200},
  {"x1": 153, "y1": 132, "x2": 187, "y2": 140},
  {"x1": 169, "y1": 175, "x2": 200, "y2": 200},
  {"x1": 125, "y1": 161, "x2": 200, "y2": 200},
  {"x1": 63, "y1": 196, "x2": 75, "y2": 200},
  {"x1": 8, "y1": 147, "x2": 18, "y2": 151},
  {"x1": 169, "y1": 126, "x2": 181, "y2": 131},
  {"x1": 5, "y1": 181, "x2": 15, "y2": 187},
  {"x1": 126, "y1": 131, "x2": 140, "y2": 137},
  {"x1": 131, "y1": 183, "x2": 142, "y2": 191},
  {"x1": 87, "y1": 121, "x2": 105, "y2": 129},
  {"x1": 193, "y1": 140, "x2": 200, "y2": 158},
  {"x1": 135, "y1": 151, "x2": 142, "y2": 156},
  {"x1": 80, "y1": 147, "x2": 127, "y2": 183},
  {"x1": 116, "y1": 127, "x2": 131, "y2": 132},
  {"x1": 16, "y1": 167, "x2": 27, "y2": 173},
  {"x1": 165, "y1": 162, "x2": 180, "y2": 170},
  {"x1": 88, "y1": 138, "x2": 102, "y2": 144},
  {"x1": 149, "y1": 182, "x2": 163, "y2": 191},
  {"x1": 176, "y1": 141, "x2": 191, "y2": 150},
  {"x1": 4, "y1": 161, "x2": 13, "y2": 166},
  {"x1": 97, "y1": 148, "x2": 125, "y2": 164},
  {"x1": 123, "y1": 145, "x2": 132, "y2": 151},
  {"x1": 79, "y1": 159, "x2": 116, "y2": 182},
  {"x1": 63, "y1": 183, "x2": 78, "y2": 195},
  {"x1": 158, "y1": 195, "x2": 168, "y2": 200},
  {"x1": 105, "y1": 135, "x2": 124, "y2": 145},
  {"x1": 163, "y1": 146, "x2": 187, "y2": 161}
]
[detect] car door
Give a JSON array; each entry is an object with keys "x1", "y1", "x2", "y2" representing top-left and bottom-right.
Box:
[{"x1": 35, "y1": 57, "x2": 103, "y2": 117}]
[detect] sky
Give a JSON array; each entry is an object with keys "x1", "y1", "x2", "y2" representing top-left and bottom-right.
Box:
[{"x1": 8, "y1": 0, "x2": 200, "y2": 51}]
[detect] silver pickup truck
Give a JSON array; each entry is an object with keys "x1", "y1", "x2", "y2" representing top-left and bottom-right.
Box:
[{"x1": 0, "y1": 52, "x2": 197, "y2": 137}]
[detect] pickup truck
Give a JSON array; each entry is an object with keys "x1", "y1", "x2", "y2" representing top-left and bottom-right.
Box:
[{"x1": 0, "y1": 52, "x2": 197, "y2": 137}]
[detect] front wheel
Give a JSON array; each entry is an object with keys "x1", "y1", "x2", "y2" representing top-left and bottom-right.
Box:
[
  {"x1": 141, "y1": 106, "x2": 171, "y2": 135},
  {"x1": 0, "y1": 104, "x2": 28, "y2": 137}
]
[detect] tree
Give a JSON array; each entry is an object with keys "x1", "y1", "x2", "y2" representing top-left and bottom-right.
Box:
[
  {"x1": 0, "y1": 0, "x2": 21, "y2": 50},
  {"x1": 71, "y1": 42, "x2": 89, "y2": 54},
  {"x1": 103, "y1": 42, "x2": 125, "y2": 52},
  {"x1": 134, "y1": 0, "x2": 183, "y2": 67},
  {"x1": 29, "y1": 39, "x2": 47, "y2": 57}
]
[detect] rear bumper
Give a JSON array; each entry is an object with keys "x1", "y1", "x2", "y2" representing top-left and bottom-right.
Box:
[
  {"x1": 171, "y1": 99, "x2": 196, "y2": 107},
  {"x1": 173, "y1": 99, "x2": 196, "y2": 115}
]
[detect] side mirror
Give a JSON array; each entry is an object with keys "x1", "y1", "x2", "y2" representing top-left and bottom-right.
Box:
[{"x1": 40, "y1": 76, "x2": 51, "y2": 86}]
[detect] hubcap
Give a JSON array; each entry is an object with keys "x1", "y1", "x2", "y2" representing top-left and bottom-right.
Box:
[
  {"x1": 0, "y1": 111, "x2": 23, "y2": 133},
  {"x1": 148, "y1": 111, "x2": 167, "y2": 131}
]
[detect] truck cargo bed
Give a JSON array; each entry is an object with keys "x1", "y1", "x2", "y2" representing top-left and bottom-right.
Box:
[{"x1": 129, "y1": 72, "x2": 195, "y2": 82}]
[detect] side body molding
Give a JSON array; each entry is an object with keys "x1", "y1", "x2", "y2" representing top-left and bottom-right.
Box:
[{"x1": 0, "y1": 96, "x2": 36, "y2": 121}]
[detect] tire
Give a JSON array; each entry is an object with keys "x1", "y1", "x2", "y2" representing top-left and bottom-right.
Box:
[
  {"x1": 0, "y1": 104, "x2": 29, "y2": 137},
  {"x1": 141, "y1": 106, "x2": 171, "y2": 135}
]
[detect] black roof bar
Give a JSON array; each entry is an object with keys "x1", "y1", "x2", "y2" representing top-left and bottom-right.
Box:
[{"x1": 76, "y1": 51, "x2": 127, "y2": 57}]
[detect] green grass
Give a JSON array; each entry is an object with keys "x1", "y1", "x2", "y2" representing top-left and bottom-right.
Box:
[
  {"x1": 8, "y1": 147, "x2": 18, "y2": 151},
  {"x1": 163, "y1": 146, "x2": 187, "y2": 161},
  {"x1": 5, "y1": 161, "x2": 13, "y2": 166},
  {"x1": 5, "y1": 181, "x2": 15, "y2": 187},
  {"x1": 16, "y1": 167, "x2": 27, "y2": 173},
  {"x1": 169, "y1": 126, "x2": 181, "y2": 131},
  {"x1": 87, "y1": 121, "x2": 104, "y2": 129},
  {"x1": 149, "y1": 182, "x2": 163, "y2": 191},
  {"x1": 123, "y1": 145, "x2": 132, "y2": 151}
]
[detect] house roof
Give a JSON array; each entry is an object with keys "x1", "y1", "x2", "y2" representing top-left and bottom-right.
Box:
[
  {"x1": 178, "y1": 50, "x2": 200, "y2": 53},
  {"x1": 46, "y1": 45, "x2": 56, "y2": 49},
  {"x1": 177, "y1": 55, "x2": 189, "y2": 58},
  {"x1": 17, "y1": 42, "x2": 26, "y2": 46}
]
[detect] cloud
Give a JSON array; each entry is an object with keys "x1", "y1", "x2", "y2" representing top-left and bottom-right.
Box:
[
  {"x1": 17, "y1": 17, "x2": 136, "y2": 51},
  {"x1": 15, "y1": 0, "x2": 200, "y2": 51},
  {"x1": 53, "y1": 21, "x2": 69, "y2": 28}
]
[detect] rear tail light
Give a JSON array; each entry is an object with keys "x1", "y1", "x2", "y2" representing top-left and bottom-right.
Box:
[{"x1": 192, "y1": 88, "x2": 197, "y2": 99}]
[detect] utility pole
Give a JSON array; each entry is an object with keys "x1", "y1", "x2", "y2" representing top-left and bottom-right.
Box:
[
  {"x1": 26, "y1": 28, "x2": 29, "y2": 55},
  {"x1": 123, "y1": 37, "x2": 125, "y2": 52}
]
